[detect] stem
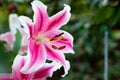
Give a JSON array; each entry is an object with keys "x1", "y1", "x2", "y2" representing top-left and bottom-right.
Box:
[{"x1": 104, "y1": 26, "x2": 108, "y2": 80}]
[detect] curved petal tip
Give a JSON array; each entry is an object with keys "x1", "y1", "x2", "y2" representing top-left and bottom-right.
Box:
[{"x1": 64, "y1": 4, "x2": 71, "y2": 12}]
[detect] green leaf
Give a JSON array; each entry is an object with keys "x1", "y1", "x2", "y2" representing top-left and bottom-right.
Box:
[
  {"x1": 12, "y1": 29, "x2": 22, "y2": 56},
  {"x1": 0, "y1": 41, "x2": 11, "y2": 73},
  {"x1": 93, "y1": 6, "x2": 114, "y2": 23}
]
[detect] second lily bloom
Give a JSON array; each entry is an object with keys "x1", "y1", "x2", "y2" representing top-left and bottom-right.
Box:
[
  {"x1": 0, "y1": 55, "x2": 62, "y2": 80},
  {"x1": 0, "y1": 14, "x2": 28, "y2": 54}
]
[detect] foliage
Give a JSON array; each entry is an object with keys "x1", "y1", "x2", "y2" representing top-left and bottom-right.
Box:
[{"x1": 0, "y1": 0, "x2": 120, "y2": 80}]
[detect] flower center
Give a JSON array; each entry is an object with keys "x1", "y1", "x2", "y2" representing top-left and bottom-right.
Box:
[
  {"x1": 32, "y1": 32, "x2": 67, "y2": 50},
  {"x1": 32, "y1": 32, "x2": 49, "y2": 45},
  {"x1": 50, "y1": 32, "x2": 65, "y2": 42},
  {"x1": 50, "y1": 32, "x2": 68, "y2": 50}
]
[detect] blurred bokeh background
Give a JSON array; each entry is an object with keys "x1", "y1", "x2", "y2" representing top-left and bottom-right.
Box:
[{"x1": 0, "y1": 0, "x2": 120, "y2": 80}]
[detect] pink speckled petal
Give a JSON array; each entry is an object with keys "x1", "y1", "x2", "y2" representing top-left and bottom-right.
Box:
[
  {"x1": 33, "y1": 61, "x2": 61, "y2": 80},
  {"x1": 31, "y1": 0, "x2": 49, "y2": 35},
  {"x1": 44, "y1": 30, "x2": 74, "y2": 54},
  {"x1": 20, "y1": 38, "x2": 46, "y2": 74},
  {"x1": 48, "y1": 4, "x2": 71, "y2": 31},
  {"x1": 0, "y1": 32, "x2": 14, "y2": 51},
  {"x1": 0, "y1": 74, "x2": 12, "y2": 80},
  {"x1": 45, "y1": 43, "x2": 70, "y2": 77}
]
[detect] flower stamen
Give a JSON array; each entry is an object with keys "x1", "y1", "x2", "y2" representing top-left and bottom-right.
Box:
[
  {"x1": 50, "y1": 32, "x2": 65, "y2": 42},
  {"x1": 36, "y1": 38, "x2": 40, "y2": 44},
  {"x1": 35, "y1": 32, "x2": 50, "y2": 44},
  {"x1": 51, "y1": 45, "x2": 66, "y2": 50},
  {"x1": 58, "y1": 46, "x2": 66, "y2": 50},
  {"x1": 54, "y1": 32, "x2": 64, "y2": 38},
  {"x1": 51, "y1": 45, "x2": 58, "y2": 49}
]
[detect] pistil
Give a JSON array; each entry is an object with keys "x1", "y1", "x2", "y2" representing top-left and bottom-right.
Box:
[{"x1": 35, "y1": 32, "x2": 49, "y2": 45}]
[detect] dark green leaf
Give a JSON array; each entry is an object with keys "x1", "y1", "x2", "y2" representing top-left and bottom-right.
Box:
[{"x1": 12, "y1": 29, "x2": 22, "y2": 57}]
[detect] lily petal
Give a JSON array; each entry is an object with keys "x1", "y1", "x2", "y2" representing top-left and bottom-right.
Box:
[
  {"x1": 31, "y1": 0, "x2": 49, "y2": 35},
  {"x1": 44, "y1": 30, "x2": 74, "y2": 54},
  {"x1": 19, "y1": 45, "x2": 28, "y2": 55},
  {"x1": 45, "y1": 44, "x2": 70, "y2": 77},
  {"x1": 12, "y1": 55, "x2": 26, "y2": 79},
  {"x1": 12, "y1": 55, "x2": 61, "y2": 80},
  {"x1": 33, "y1": 61, "x2": 62, "y2": 80},
  {"x1": 19, "y1": 30, "x2": 28, "y2": 54},
  {"x1": 18, "y1": 16, "x2": 33, "y2": 37},
  {"x1": 20, "y1": 38, "x2": 46, "y2": 74},
  {"x1": 0, "y1": 74, "x2": 12, "y2": 80},
  {"x1": 47, "y1": 4, "x2": 71, "y2": 31},
  {"x1": 0, "y1": 32, "x2": 14, "y2": 51},
  {"x1": 9, "y1": 14, "x2": 21, "y2": 36},
  {"x1": 12, "y1": 55, "x2": 33, "y2": 80}
]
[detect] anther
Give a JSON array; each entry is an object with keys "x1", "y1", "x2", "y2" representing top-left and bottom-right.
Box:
[
  {"x1": 61, "y1": 38, "x2": 68, "y2": 41},
  {"x1": 36, "y1": 38, "x2": 40, "y2": 45},
  {"x1": 50, "y1": 32, "x2": 64, "y2": 42},
  {"x1": 58, "y1": 46, "x2": 66, "y2": 50},
  {"x1": 50, "y1": 38, "x2": 54, "y2": 41},
  {"x1": 51, "y1": 45, "x2": 58, "y2": 49},
  {"x1": 55, "y1": 32, "x2": 64, "y2": 38},
  {"x1": 36, "y1": 37, "x2": 40, "y2": 42}
]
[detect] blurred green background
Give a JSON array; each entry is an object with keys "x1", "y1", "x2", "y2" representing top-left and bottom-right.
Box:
[{"x1": 0, "y1": 0, "x2": 120, "y2": 80}]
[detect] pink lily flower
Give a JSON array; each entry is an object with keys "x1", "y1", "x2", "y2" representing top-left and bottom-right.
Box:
[
  {"x1": 0, "y1": 14, "x2": 28, "y2": 54},
  {"x1": 0, "y1": 55, "x2": 62, "y2": 80},
  {"x1": 19, "y1": 0, "x2": 74, "y2": 77}
]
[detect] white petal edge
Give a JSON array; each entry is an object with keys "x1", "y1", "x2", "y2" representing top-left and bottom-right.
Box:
[
  {"x1": 59, "y1": 30, "x2": 74, "y2": 54},
  {"x1": 49, "y1": 4, "x2": 71, "y2": 29},
  {"x1": 18, "y1": 16, "x2": 33, "y2": 37},
  {"x1": 46, "y1": 61, "x2": 62, "y2": 77},
  {"x1": 31, "y1": 0, "x2": 47, "y2": 24},
  {"x1": 20, "y1": 45, "x2": 46, "y2": 74},
  {"x1": 12, "y1": 54, "x2": 25, "y2": 70},
  {"x1": 9, "y1": 14, "x2": 21, "y2": 36},
  {"x1": 63, "y1": 4, "x2": 71, "y2": 25}
]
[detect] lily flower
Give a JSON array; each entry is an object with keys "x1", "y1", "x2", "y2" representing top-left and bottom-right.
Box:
[
  {"x1": 0, "y1": 55, "x2": 61, "y2": 80},
  {"x1": 0, "y1": 14, "x2": 28, "y2": 54},
  {"x1": 19, "y1": 0, "x2": 74, "y2": 77}
]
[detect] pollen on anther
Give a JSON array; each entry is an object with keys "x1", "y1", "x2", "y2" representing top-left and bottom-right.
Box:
[
  {"x1": 58, "y1": 46, "x2": 66, "y2": 50},
  {"x1": 50, "y1": 38, "x2": 54, "y2": 41},
  {"x1": 50, "y1": 32, "x2": 65, "y2": 42},
  {"x1": 61, "y1": 38, "x2": 68, "y2": 41},
  {"x1": 51, "y1": 45, "x2": 58, "y2": 49},
  {"x1": 55, "y1": 32, "x2": 64, "y2": 38}
]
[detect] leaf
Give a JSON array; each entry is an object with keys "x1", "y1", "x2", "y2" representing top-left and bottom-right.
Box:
[
  {"x1": 0, "y1": 41, "x2": 11, "y2": 73},
  {"x1": 93, "y1": 6, "x2": 114, "y2": 23},
  {"x1": 12, "y1": 29, "x2": 22, "y2": 56}
]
